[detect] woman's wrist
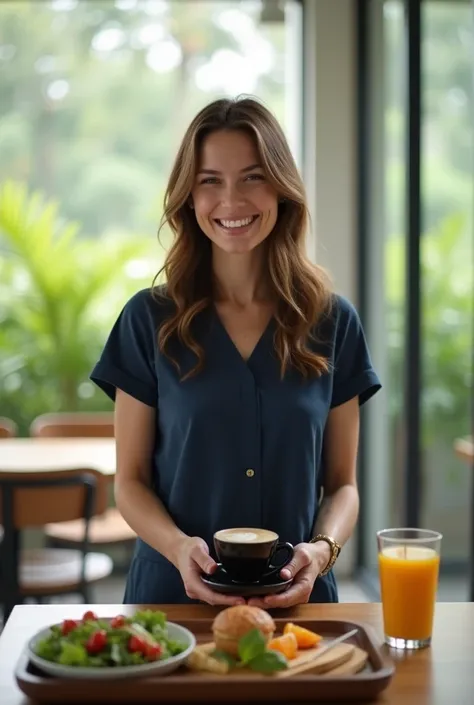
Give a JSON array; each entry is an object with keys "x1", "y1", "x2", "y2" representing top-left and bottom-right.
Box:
[
  {"x1": 308, "y1": 540, "x2": 332, "y2": 572},
  {"x1": 166, "y1": 531, "x2": 191, "y2": 568}
]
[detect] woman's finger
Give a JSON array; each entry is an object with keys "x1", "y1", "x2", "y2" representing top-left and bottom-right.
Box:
[
  {"x1": 189, "y1": 541, "x2": 218, "y2": 574},
  {"x1": 246, "y1": 596, "x2": 268, "y2": 608},
  {"x1": 193, "y1": 586, "x2": 246, "y2": 606},
  {"x1": 280, "y1": 544, "x2": 313, "y2": 580},
  {"x1": 250, "y1": 571, "x2": 313, "y2": 609},
  {"x1": 260, "y1": 582, "x2": 309, "y2": 609},
  {"x1": 247, "y1": 581, "x2": 307, "y2": 609},
  {"x1": 185, "y1": 574, "x2": 245, "y2": 606},
  {"x1": 210, "y1": 592, "x2": 247, "y2": 606}
]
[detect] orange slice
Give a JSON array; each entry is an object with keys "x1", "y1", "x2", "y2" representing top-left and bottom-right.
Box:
[
  {"x1": 267, "y1": 632, "x2": 298, "y2": 660},
  {"x1": 283, "y1": 622, "x2": 323, "y2": 649}
]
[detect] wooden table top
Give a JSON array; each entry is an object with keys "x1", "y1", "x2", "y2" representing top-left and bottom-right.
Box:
[
  {"x1": 0, "y1": 602, "x2": 473, "y2": 705},
  {"x1": 0, "y1": 438, "x2": 116, "y2": 475}
]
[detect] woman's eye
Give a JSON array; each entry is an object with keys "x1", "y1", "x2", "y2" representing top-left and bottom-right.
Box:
[{"x1": 198, "y1": 174, "x2": 264, "y2": 185}]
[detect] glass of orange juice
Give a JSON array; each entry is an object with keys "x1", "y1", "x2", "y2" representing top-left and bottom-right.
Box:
[{"x1": 377, "y1": 528, "x2": 442, "y2": 649}]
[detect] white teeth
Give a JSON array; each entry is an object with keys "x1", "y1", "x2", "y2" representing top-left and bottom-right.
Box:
[{"x1": 217, "y1": 216, "x2": 255, "y2": 229}]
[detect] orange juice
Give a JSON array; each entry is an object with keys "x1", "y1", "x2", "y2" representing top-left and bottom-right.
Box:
[{"x1": 378, "y1": 545, "x2": 440, "y2": 641}]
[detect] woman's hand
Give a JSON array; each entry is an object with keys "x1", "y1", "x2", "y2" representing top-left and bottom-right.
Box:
[
  {"x1": 247, "y1": 542, "x2": 331, "y2": 609},
  {"x1": 174, "y1": 536, "x2": 246, "y2": 606}
]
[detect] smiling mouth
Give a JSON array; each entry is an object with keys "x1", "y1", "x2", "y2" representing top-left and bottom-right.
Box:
[{"x1": 214, "y1": 215, "x2": 259, "y2": 230}]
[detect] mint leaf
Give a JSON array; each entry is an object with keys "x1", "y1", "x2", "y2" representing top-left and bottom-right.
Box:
[
  {"x1": 211, "y1": 649, "x2": 237, "y2": 667},
  {"x1": 238, "y1": 629, "x2": 266, "y2": 664},
  {"x1": 248, "y1": 651, "x2": 288, "y2": 673}
]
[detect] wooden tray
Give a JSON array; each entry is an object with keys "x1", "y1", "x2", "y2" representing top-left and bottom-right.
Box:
[{"x1": 15, "y1": 618, "x2": 395, "y2": 703}]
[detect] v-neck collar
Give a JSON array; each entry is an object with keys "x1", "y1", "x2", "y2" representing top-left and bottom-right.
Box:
[{"x1": 211, "y1": 306, "x2": 274, "y2": 367}]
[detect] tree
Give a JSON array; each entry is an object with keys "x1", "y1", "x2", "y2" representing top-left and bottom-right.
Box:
[{"x1": 0, "y1": 0, "x2": 289, "y2": 237}]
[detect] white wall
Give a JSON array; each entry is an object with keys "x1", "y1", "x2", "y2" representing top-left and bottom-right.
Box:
[{"x1": 302, "y1": 0, "x2": 358, "y2": 577}]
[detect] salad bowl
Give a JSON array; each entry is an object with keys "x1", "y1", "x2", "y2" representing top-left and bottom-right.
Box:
[{"x1": 27, "y1": 609, "x2": 196, "y2": 680}]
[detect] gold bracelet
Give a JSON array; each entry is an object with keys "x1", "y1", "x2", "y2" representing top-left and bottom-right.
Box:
[{"x1": 309, "y1": 534, "x2": 341, "y2": 576}]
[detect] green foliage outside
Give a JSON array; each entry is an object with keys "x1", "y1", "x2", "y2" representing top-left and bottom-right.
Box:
[
  {"x1": 0, "y1": 0, "x2": 472, "y2": 467},
  {"x1": 0, "y1": 0, "x2": 291, "y2": 434},
  {"x1": 0, "y1": 180, "x2": 158, "y2": 434},
  {"x1": 385, "y1": 213, "x2": 473, "y2": 448},
  {"x1": 383, "y1": 1, "x2": 473, "y2": 501},
  {"x1": 0, "y1": 0, "x2": 288, "y2": 239}
]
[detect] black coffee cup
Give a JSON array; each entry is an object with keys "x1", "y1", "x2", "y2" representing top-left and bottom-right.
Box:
[{"x1": 213, "y1": 527, "x2": 294, "y2": 584}]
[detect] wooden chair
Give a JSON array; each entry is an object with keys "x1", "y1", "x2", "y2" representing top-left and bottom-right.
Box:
[
  {"x1": 0, "y1": 417, "x2": 18, "y2": 439},
  {"x1": 0, "y1": 468, "x2": 113, "y2": 622},
  {"x1": 454, "y1": 436, "x2": 474, "y2": 465},
  {"x1": 30, "y1": 413, "x2": 136, "y2": 568},
  {"x1": 30, "y1": 412, "x2": 115, "y2": 438}
]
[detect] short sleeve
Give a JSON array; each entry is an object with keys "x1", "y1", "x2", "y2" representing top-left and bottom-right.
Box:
[
  {"x1": 90, "y1": 289, "x2": 159, "y2": 407},
  {"x1": 330, "y1": 295, "x2": 381, "y2": 409}
]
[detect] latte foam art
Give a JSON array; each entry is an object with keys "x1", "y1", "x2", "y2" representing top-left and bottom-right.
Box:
[
  {"x1": 215, "y1": 527, "x2": 277, "y2": 544},
  {"x1": 220, "y1": 532, "x2": 259, "y2": 543}
]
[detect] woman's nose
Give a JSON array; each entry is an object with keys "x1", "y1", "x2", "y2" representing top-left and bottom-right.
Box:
[{"x1": 220, "y1": 182, "x2": 246, "y2": 208}]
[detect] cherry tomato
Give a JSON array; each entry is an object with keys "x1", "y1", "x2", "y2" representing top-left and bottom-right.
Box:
[
  {"x1": 85, "y1": 630, "x2": 107, "y2": 654},
  {"x1": 128, "y1": 635, "x2": 148, "y2": 654},
  {"x1": 82, "y1": 610, "x2": 98, "y2": 622},
  {"x1": 146, "y1": 644, "x2": 162, "y2": 661},
  {"x1": 110, "y1": 615, "x2": 126, "y2": 629},
  {"x1": 61, "y1": 619, "x2": 78, "y2": 636}
]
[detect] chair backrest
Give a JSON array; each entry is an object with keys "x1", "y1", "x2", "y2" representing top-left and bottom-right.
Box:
[
  {"x1": 30, "y1": 412, "x2": 114, "y2": 439},
  {"x1": 0, "y1": 417, "x2": 18, "y2": 439},
  {"x1": 0, "y1": 468, "x2": 107, "y2": 529}
]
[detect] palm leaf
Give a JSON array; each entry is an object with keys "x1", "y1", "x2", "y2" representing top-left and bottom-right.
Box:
[{"x1": 0, "y1": 181, "x2": 157, "y2": 410}]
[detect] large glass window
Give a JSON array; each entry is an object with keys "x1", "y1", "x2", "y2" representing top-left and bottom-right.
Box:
[
  {"x1": 0, "y1": 0, "x2": 302, "y2": 433},
  {"x1": 420, "y1": 1, "x2": 473, "y2": 570},
  {"x1": 0, "y1": 0, "x2": 301, "y2": 236},
  {"x1": 362, "y1": 0, "x2": 473, "y2": 594}
]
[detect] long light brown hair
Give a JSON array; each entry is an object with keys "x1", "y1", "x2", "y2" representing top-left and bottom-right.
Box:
[{"x1": 153, "y1": 97, "x2": 333, "y2": 380}]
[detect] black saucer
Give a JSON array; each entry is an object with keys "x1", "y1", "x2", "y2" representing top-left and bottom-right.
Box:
[{"x1": 201, "y1": 564, "x2": 293, "y2": 596}]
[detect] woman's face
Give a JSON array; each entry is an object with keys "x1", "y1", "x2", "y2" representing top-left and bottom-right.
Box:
[{"x1": 191, "y1": 129, "x2": 279, "y2": 255}]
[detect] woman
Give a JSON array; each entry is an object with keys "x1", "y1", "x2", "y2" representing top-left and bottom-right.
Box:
[{"x1": 91, "y1": 97, "x2": 381, "y2": 608}]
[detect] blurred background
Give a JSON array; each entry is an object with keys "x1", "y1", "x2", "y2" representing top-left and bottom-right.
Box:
[{"x1": 0, "y1": 0, "x2": 473, "y2": 614}]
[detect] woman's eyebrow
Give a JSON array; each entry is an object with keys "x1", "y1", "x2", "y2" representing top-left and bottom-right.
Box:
[{"x1": 197, "y1": 163, "x2": 262, "y2": 175}]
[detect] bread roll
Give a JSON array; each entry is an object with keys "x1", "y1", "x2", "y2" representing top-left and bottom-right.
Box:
[{"x1": 212, "y1": 605, "x2": 275, "y2": 657}]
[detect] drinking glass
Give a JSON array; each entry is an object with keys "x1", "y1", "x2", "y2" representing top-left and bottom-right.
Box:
[{"x1": 377, "y1": 528, "x2": 442, "y2": 649}]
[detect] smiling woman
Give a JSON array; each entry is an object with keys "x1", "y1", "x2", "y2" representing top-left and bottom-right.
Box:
[
  {"x1": 0, "y1": 0, "x2": 304, "y2": 435},
  {"x1": 90, "y1": 96, "x2": 381, "y2": 609},
  {"x1": 155, "y1": 98, "x2": 333, "y2": 381},
  {"x1": 192, "y1": 131, "x2": 279, "y2": 251}
]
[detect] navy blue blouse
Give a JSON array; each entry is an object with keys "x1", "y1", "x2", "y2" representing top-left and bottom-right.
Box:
[{"x1": 91, "y1": 289, "x2": 381, "y2": 604}]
